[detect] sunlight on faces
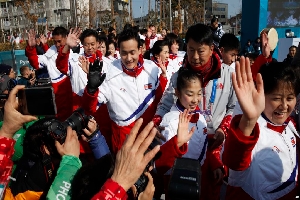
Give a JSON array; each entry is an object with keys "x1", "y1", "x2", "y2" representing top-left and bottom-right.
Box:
[
  {"x1": 150, "y1": 26, "x2": 156, "y2": 36},
  {"x1": 220, "y1": 48, "x2": 238, "y2": 66},
  {"x1": 53, "y1": 35, "x2": 66, "y2": 50},
  {"x1": 83, "y1": 36, "x2": 97, "y2": 56},
  {"x1": 120, "y1": 39, "x2": 140, "y2": 69},
  {"x1": 187, "y1": 39, "x2": 213, "y2": 67},
  {"x1": 98, "y1": 42, "x2": 107, "y2": 55},
  {"x1": 170, "y1": 42, "x2": 179, "y2": 54},
  {"x1": 175, "y1": 78, "x2": 202, "y2": 111},
  {"x1": 155, "y1": 45, "x2": 169, "y2": 63},
  {"x1": 264, "y1": 81, "x2": 296, "y2": 125}
]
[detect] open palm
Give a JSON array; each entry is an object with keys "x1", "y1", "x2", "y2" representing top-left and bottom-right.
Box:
[
  {"x1": 27, "y1": 29, "x2": 36, "y2": 47},
  {"x1": 232, "y1": 56, "x2": 265, "y2": 120},
  {"x1": 66, "y1": 27, "x2": 81, "y2": 48}
]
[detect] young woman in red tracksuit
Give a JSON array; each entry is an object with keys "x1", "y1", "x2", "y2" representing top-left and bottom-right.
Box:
[{"x1": 158, "y1": 67, "x2": 224, "y2": 200}]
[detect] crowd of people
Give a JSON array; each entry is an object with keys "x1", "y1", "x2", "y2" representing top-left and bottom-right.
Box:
[{"x1": 0, "y1": 15, "x2": 300, "y2": 200}]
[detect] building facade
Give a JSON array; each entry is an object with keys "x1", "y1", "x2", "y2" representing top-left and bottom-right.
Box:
[{"x1": 205, "y1": 0, "x2": 228, "y2": 25}]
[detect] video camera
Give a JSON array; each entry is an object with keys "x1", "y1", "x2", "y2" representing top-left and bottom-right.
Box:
[
  {"x1": 168, "y1": 158, "x2": 201, "y2": 200},
  {"x1": 46, "y1": 107, "x2": 94, "y2": 144}
]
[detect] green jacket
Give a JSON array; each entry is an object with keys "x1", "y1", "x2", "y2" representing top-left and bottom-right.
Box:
[{"x1": 46, "y1": 155, "x2": 82, "y2": 200}]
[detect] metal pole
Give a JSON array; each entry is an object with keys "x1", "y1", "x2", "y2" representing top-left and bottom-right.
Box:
[{"x1": 169, "y1": 0, "x2": 172, "y2": 31}]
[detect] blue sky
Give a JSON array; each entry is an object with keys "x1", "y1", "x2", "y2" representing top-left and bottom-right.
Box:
[{"x1": 132, "y1": 0, "x2": 242, "y2": 18}]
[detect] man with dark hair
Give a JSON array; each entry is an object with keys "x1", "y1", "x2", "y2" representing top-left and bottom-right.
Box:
[
  {"x1": 108, "y1": 26, "x2": 116, "y2": 36},
  {"x1": 25, "y1": 27, "x2": 73, "y2": 121},
  {"x1": 219, "y1": 33, "x2": 240, "y2": 69},
  {"x1": 82, "y1": 28, "x2": 168, "y2": 153},
  {"x1": 17, "y1": 66, "x2": 36, "y2": 87},
  {"x1": 145, "y1": 24, "x2": 161, "y2": 50},
  {"x1": 283, "y1": 45, "x2": 297, "y2": 65}
]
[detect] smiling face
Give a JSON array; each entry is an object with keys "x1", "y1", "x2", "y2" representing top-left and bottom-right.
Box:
[
  {"x1": 83, "y1": 36, "x2": 97, "y2": 56},
  {"x1": 175, "y1": 78, "x2": 202, "y2": 111},
  {"x1": 264, "y1": 81, "x2": 296, "y2": 125},
  {"x1": 120, "y1": 39, "x2": 140, "y2": 69},
  {"x1": 155, "y1": 45, "x2": 169, "y2": 63},
  {"x1": 187, "y1": 39, "x2": 213, "y2": 67}
]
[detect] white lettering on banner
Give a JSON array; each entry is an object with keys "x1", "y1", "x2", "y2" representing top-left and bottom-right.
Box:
[
  {"x1": 56, "y1": 181, "x2": 71, "y2": 200},
  {"x1": 20, "y1": 60, "x2": 30, "y2": 65}
]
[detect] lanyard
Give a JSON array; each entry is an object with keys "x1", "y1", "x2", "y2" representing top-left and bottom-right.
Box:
[{"x1": 202, "y1": 79, "x2": 218, "y2": 111}]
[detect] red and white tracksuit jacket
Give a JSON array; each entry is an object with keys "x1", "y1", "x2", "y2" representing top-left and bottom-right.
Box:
[
  {"x1": 55, "y1": 48, "x2": 114, "y2": 150},
  {"x1": 223, "y1": 115, "x2": 300, "y2": 200},
  {"x1": 145, "y1": 34, "x2": 161, "y2": 50},
  {"x1": 168, "y1": 51, "x2": 185, "y2": 72},
  {"x1": 159, "y1": 104, "x2": 223, "y2": 200},
  {"x1": 82, "y1": 58, "x2": 167, "y2": 153},
  {"x1": 25, "y1": 45, "x2": 73, "y2": 121}
]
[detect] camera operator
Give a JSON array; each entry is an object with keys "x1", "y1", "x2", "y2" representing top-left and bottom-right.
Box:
[{"x1": 17, "y1": 66, "x2": 36, "y2": 87}]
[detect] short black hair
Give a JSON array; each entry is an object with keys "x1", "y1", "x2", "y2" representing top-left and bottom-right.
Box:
[
  {"x1": 108, "y1": 26, "x2": 115, "y2": 33},
  {"x1": 185, "y1": 23, "x2": 213, "y2": 46},
  {"x1": 219, "y1": 33, "x2": 240, "y2": 52},
  {"x1": 140, "y1": 28, "x2": 147, "y2": 35},
  {"x1": 107, "y1": 33, "x2": 116, "y2": 42},
  {"x1": 289, "y1": 45, "x2": 297, "y2": 50},
  {"x1": 123, "y1": 23, "x2": 133, "y2": 31},
  {"x1": 79, "y1": 29, "x2": 98, "y2": 43},
  {"x1": 211, "y1": 17, "x2": 218, "y2": 24},
  {"x1": 52, "y1": 27, "x2": 68, "y2": 37},
  {"x1": 259, "y1": 62, "x2": 300, "y2": 95},
  {"x1": 118, "y1": 28, "x2": 140, "y2": 49},
  {"x1": 139, "y1": 39, "x2": 145, "y2": 47},
  {"x1": 164, "y1": 33, "x2": 180, "y2": 50},
  {"x1": 177, "y1": 67, "x2": 202, "y2": 91},
  {"x1": 151, "y1": 40, "x2": 169, "y2": 57}
]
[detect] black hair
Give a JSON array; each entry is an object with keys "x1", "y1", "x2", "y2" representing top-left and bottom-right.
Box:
[
  {"x1": 139, "y1": 39, "x2": 145, "y2": 47},
  {"x1": 246, "y1": 53, "x2": 258, "y2": 61},
  {"x1": 140, "y1": 28, "x2": 147, "y2": 35},
  {"x1": 118, "y1": 28, "x2": 140, "y2": 49},
  {"x1": 108, "y1": 26, "x2": 115, "y2": 33},
  {"x1": 107, "y1": 33, "x2": 116, "y2": 42},
  {"x1": 151, "y1": 40, "x2": 169, "y2": 57},
  {"x1": 22, "y1": 117, "x2": 60, "y2": 161},
  {"x1": 79, "y1": 29, "x2": 99, "y2": 43},
  {"x1": 133, "y1": 25, "x2": 140, "y2": 33},
  {"x1": 219, "y1": 33, "x2": 240, "y2": 52},
  {"x1": 52, "y1": 27, "x2": 68, "y2": 37},
  {"x1": 106, "y1": 40, "x2": 117, "y2": 57},
  {"x1": 149, "y1": 24, "x2": 155, "y2": 28},
  {"x1": 211, "y1": 17, "x2": 218, "y2": 24},
  {"x1": 70, "y1": 154, "x2": 115, "y2": 200},
  {"x1": 176, "y1": 67, "x2": 202, "y2": 92},
  {"x1": 185, "y1": 23, "x2": 213, "y2": 46},
  {"x1": 123, "y1": 23, "x2": 133, "y2": 31},
  {"x1": 289, "y1": 45, "x2": 297, "y2": 50},
  {"x1": 258, "y1": 62, "x2": 300, "y2": 95},
  {"x1": 164, "y1": 33, "x2": 180, "y2": 51}
]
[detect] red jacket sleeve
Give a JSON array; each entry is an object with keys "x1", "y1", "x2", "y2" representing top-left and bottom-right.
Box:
[
  {"x1": 145, "y1": 37, "x2": 150, "y2": 50},
  {"x1": 155, "y1": 136, "x2": 187, "y2": 175},
  {"x1": 222, "y1": 115, "x2": 260, "y2": 171},
  {"x1": 25, "y1": 46, "x2": 40, "y2": 69},
  {"x1": 0, "y1": 137, "x2": 15, "y2": 187},
  {"x1": 82, "y1": 87, "x2": 99, "y2": 115},
  {"x1": 251, "y1": 54, "x2": 273, "y2": 81},
  {"x1": 153, "y1": 75, "x2": 167, "y2": 105},
  {"x1": 218, "y1": 114, "x2": 232, "y2": 138},
  {"x1": 91, "y1": 179, "x2": 127, "y2": 200},
  {"x1": 56, "y1": 47, "x2": 70, "y2": 75},
  {"x1": 207, "y1": 134, "x2": 223, "y2": 171},
  {"x1": 42, "y1": 43, "x2": 49, "y2": 52}
]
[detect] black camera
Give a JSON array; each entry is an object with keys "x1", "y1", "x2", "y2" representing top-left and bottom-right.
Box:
[
  {"x1": 168, "y1": 158, "x2": 201, "y2": 200},
  {"x1": 133, "y1": 137, "x2": 162, "y2": 195},
  {"x1": 47, "y1": 108, "x2": 91, "y2": 144}
]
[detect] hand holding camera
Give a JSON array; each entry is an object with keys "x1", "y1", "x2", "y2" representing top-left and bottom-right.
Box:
[
  {"x1": 55, "y1": 126, "x2": 80, "y2": 158},
  {"x1": 87, "y1": 59, "x2": 106, "y2": 95}
]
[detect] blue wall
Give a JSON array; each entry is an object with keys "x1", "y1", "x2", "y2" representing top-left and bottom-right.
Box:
[
  {"x1": 241, "y1": 0, "x2": 300, "y2": 59},
  {"x1": 0, "y1": 50, "x2": 31, "y2": 75}
]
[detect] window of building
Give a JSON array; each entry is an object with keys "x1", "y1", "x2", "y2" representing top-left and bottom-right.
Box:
[
  {"x1": 221, "y1": 15, "x2": 225, "y2": 18},
  {"x1": 213, "y1": 7, "x2": 225, "y2": 11}
]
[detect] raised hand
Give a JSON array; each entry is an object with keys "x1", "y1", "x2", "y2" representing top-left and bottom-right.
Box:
[
  {"x1": 87, "y1": 59, "x2": 106, "y2": 94},
  {"x1": 177, "y1": 109, "x2": 196, "y2": 147},
  {"x1": 156, "y1": 57, "x2": 167, "y2": 77},
  {"x1": 27, "y1": 29, "x2": 36, "y2": 47},
  {"x1": 111, "y1": 119, "x2": 160, "y2": 191},
  {"x1": 79, "y1": 56, "x2": 89, "y2": 74},
  {"x1": 66, "y1": 27, "x2": 82, "y2": 48},
  {"x1": 261, "y1": 32, "x2": 271, "y2": 58},
  {"x1": 40, "y1": 34, "x2": 47, "y2": 45},
  {"x1": 232, "y1": 56, "x2": 265, "y2": 136}
]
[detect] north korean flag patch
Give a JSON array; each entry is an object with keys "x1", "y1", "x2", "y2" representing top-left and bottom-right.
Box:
[{"x1": 144, "y1": 83, "x2": 152, "y2": 90}]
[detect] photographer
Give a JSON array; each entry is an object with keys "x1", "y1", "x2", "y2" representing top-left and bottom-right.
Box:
[{"x1": 17, "y1": 66, "x2": 36, "y2": 87}]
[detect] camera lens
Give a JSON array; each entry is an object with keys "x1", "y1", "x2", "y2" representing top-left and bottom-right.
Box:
[{"x1": 65, "y1": 108, "x2": 89, "y2": 133}]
